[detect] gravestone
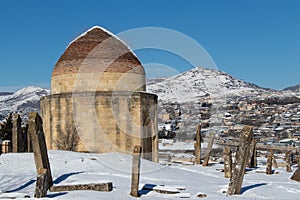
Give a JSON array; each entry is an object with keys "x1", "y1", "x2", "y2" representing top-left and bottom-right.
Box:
[
  {"x1": 202, "y1": 132, "x2": 215, "y2": 167},
  {"x1": 286, "y1": 151, "x2": 292, "y2": 172},
  {"x1": 130, "y1": 146, "x2": 142, "y2": 197},
  {"x1": 224, "y1": 147, "x2": 232, "y2": 178},
  {"x1": 227, "y1": 126, "x2": 253, "y2": 195},
  {"x1": 266, "y1": 154, "x2": 273, "y2": 175},
  {"x1": 194, "y1": 125, "x2": 201, "y2": 165},
  {"x1": 12, "y1": 114, "x2": 25, "y2": 153},
  {"x1": 28, "y1": 112, "x2": 53, "y2": 198}
]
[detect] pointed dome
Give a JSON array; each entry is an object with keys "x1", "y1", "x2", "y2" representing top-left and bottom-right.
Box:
[{"x1": 51, "y1": 26, "x2": 146, "y2": 94}]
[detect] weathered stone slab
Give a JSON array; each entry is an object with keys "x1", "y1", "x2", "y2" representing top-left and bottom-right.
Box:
[
  {"x1": 290, "y1": 158, "x2": 300, "y2": 182},
  {"x1": 266, "y1": 154, "x2": 273, "y2": 175},
  {"x1": 227, "y1": 126, "x2": 253, "y2": 195},
  {"x1": 286, "y1": 151, "x2": 292, "y2": 172},
  {"x1": 202, "y1": 132, "x2": 215, "y2": 167},
  {"x1": 194, "y1": 125, "x2": 201, "y2": 165},
  {"x1": 247, "y1": 139, "x2": 257, "y2": 168},
  {"x1": 50, "y1": 182, "x2": 113, "y2": 192},
  {"x1": 35, "y1": 168, "x2": 49, "y2": 198},
  {"x1": 29, "y1": 112, "x2": 53, "y2": 188},
  {"x1": 130, "y1": 146, "x2": 142, "y2": 197},
  {"x1": 223, "y1": 147, "x2": 232, "y2": 178},
  {"x1": 12, "y1": 114, "x2": 25, "y2": 153}
]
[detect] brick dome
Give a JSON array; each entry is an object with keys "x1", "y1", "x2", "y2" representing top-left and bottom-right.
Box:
[{"x1": 51, "y1": 26, "x2": 146, "y2": 94}]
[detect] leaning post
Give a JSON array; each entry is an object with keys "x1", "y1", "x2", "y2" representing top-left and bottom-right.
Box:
[
  {"x1": 203, "y1": 132, "x2": 215, "y2": 167},
  {"x1": 227, "y1": 126, "x2": 253, "y2": 195},
  {"x1": 28, "y1": 112, "x2": 53, "y2": 198}
]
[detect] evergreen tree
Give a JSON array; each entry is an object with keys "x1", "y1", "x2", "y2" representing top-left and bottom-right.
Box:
[{"x1": 0, "y1": 112, "x2": 13, "y2": 141}]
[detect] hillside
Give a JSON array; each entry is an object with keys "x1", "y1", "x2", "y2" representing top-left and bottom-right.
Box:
[
  {"x1": 147, "y1": 67, "x2": 270, "y2": 102},
  {"x1": 0, "y1": 86, "x2": 49, "y2": 120},
  {"x1": 283, "y1": 84, "x2": 300, "y2": 92}
]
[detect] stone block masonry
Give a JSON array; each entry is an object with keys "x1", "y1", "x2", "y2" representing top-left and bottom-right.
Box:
[
  {"x1": 41, "y1": 91, "x2": 158, "y2": 161},
  {"x1": 41, "y1": 26, "x2": 158, "y2": 161}
]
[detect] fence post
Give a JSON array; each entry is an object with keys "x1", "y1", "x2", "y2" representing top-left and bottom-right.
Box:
[
  {"x1": 130, "y1": 146, "x2": 142, "y2": 197},
  {"x1": 227, "y1": 126, "x2": 253, "y2": 195}
]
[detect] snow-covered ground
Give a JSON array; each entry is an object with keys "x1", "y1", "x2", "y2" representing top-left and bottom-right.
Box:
[{"x1": 1, "y1": 150, "x2": 300, "y2": 199}]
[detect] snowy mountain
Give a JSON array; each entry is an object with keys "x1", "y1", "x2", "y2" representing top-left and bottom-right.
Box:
[
  {"x1": 283, "y1": 84, "x2": 300, "y2": 92},
  {"x1": 0, "y1": 92, "x2": 13, "y2": 96},
  {"x1": 0, "y1": 86, "x2": 50, "y2": 120},
  {"x1": 147, "y1": 67, "x2": 270, "y2": 102}
]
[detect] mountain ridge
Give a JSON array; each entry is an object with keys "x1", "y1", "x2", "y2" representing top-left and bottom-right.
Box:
[
  {"x1": 147, "y1": 66, "x2": 273, "y2": 102},
  {"x1": 283, "y1": 84, "x2": 300, "y2": 92},
  {"x1": 0, "y1": 86, "x2": 50, "y2": 120}
]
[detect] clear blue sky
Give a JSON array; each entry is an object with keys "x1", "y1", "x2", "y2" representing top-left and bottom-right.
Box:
[{"x1": 0, "y1": 0, "x2": 299, "y2": 91}]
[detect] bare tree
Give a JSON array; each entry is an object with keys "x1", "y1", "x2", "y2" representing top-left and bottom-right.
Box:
[{"x1": 54, "y1": 125, "x2": 80, "y2": 151}]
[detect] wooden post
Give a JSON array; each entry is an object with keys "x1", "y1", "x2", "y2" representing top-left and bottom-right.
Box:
[
  {"x1": 227, "y1": 126, "x2": 253, "y2": 195},
  {"x1": 194, "y1": 124, "x2": 201, "y2": 165},
  {"x1": 286, "y1": 151, "x2": 292, "y2": 172},
  {"x1": 203, "y1": 132, "x2": 215, "y2": 167},
  {"x1": 248, "y1": 139, "x2": 257, "y2": 168},
  {"x1": 224, "y1": 147, "x2": 232, "y2": 178},
  {"x1": 266, "y1": 154, "x2": 273, "y2": 175},
  {"x1": 130, "y1": 146, "x2": 142, "y2": 197},
  {"x1": 35, "y1": 168, "x2": 49, "y2": 198},
  {"x1": 28, "y1": 112, "x2": 53, "y2": 190}
]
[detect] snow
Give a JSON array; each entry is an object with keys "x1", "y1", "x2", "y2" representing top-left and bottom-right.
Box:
[
  {"x1": 159, "y1": 141, "x2": 217, "y2": 150},
  {"x1": 0, "y1": 86, "x2": 49, "y2": 120},
  {"x1": 1, "y1": 150, "x2": 300, "y2": 199},
  {"x1": 147, "y1": 66, "x2": 270, "y2": 103},
  {"x1": 67, "y1": 25, "x2": 138, "y2": 58}
]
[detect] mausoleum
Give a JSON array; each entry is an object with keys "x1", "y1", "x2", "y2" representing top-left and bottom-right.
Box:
[{"x1": 40, "y1": 26, "x2": 158, "y2": 161}]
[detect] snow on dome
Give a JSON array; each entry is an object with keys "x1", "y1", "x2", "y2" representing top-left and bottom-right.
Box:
[
  {"x1": 66, "y1": 25, "x2": 137, "y2": 57},
  {"x1": 51, "y1": 26, "x2": 146, "y2": 94}
]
